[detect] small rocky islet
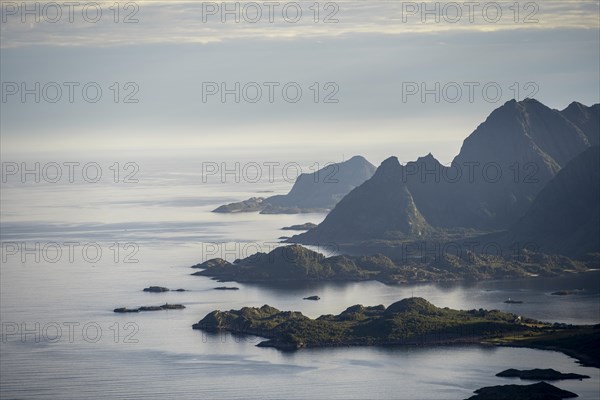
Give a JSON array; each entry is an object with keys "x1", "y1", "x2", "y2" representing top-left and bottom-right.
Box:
[
  {"x1": 464, "y1": 368, "x2": 590, "y2": 399},
  {"x1": 496, "y1": 368, "x2": 590, "y2": 380},
  {"x1": 114, "y1": 303, "x2": 185, "y2": 313},
  {"x1": 281, "y1": 223, "x2": 318, "y2": 231},
  {"x1": 551, "y1": 290, "x2": 584, "y2": 296},
  {"x1": 143, "y1": 286, "x2": 186, "y2": 292},
  {"x1": 504, "y1": 298, "x2": 524, "y2": 304},
  {"x1": 303, "y1": 296, "x2": 320, "y2": 301},
  {"x1": 465, "y1": 381, "x2": 578, "y2": 400}
]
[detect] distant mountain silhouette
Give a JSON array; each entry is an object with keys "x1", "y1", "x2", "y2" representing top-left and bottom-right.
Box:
[
  {"x1": 264, "y1": 155, "x2": 376, "y2": 211},
  {"x1": 504, "y1": 146, "x2": 600, "y2": 258},
  {"x1": 292, "y1": 99, "x2": 599, "y2": 246},
  {"x1": 213, "y1": 156, "x2": 375, "y2": 214}
]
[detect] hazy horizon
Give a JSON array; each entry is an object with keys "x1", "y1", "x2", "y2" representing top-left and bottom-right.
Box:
[{"x1": 2, "y1": 1, "x2": 599, "y2": 162}]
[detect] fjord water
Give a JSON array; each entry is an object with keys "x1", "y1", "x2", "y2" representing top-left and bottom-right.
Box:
[{"x1": 1, "y1": 155, "x2": 599, "y2": 399}]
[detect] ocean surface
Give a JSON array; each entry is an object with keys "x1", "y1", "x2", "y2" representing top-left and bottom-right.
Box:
[{"x1": 1, "y1": 155, "x2": 599, "y2": 399}]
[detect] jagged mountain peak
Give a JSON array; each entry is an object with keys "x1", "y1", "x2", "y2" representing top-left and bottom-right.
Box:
[
  {"x1": 290, "y1": 154, "x2": 432, "y2": 243},
  {"x1": 416, "y1": 152, "x2": 436, "y2": 162},
  {"x1": 564, "y1": 100, "x2": 585, "y2": 110},
  {"x1": 292, "y1": 99, "x2": 596, "y2": 242},
  {"x1": 560, "y1": 101, "x2": 599, "y2": 146},
  {"x1": 455, "y1": 97, "x2": 588, "y2": 168},
  {"x1": 371, "y1": 156, "x2": 402, "y2": 181},
  {"x1": 507, "y1": 146, "x2": 600, "y2": 257}
]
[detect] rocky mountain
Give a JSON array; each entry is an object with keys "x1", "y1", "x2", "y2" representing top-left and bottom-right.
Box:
[
  {"x1": 292, "y1": 156, "x2": 432, "y2": 243},
  {"x1": 406, "y1": 99, "x2": 595, "y2": 229},
  {"x1": 292, "y1": 99, "x2": 598, "y2": 246},
  {"x1": 213, "y1": 156, "x2": 375, "y2": 214},
  {"x1": 504, "y1": 146, "x2": 600, "y2": 258},
  {"x1": 561, "y1": 101, "x2": 600, "y2": 145},
  {"x1": 264, "y1": 155, "x2": 376, "y2": 211}
]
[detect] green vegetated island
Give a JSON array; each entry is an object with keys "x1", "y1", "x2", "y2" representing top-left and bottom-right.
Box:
[
  {"x1": 193, "y1": 297, "x2": 598, "y2": 399},
  {"x1": 193, "y1": 297, "x2": 600, "y2": 367}
]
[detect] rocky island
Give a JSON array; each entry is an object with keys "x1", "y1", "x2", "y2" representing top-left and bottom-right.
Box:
[
  {"x1": 213, "y1": 197, "x2": 266, "y2": 213},
  {"x1": 466, "y1": 381, "x2": 578, "y2": 400},
  {"x1": 114, "y1": 303, "x2": 185, "y2": 313},
  {"x1": 303, "y1": 295, "x2": 320, "y2": 301},
  {"x1": 281, "y1": 223, "x2": 318, "y2": 231},
  {"x1": 143, "y1": 286, "x2": 186, "y2": 292},
  {"x1": 504, "y1": 299, "x2": 523, "y2": 304},
  {"x1": 192, "y1": 297, "x2": 600, "y2": 367},
  {"x1": 551, "y1": 290, "x2": 583, "y2": 296},
  {"x1": 191, "y1": 244, "x2": 588, "y2": 285},
  {"x1": 496, "y1": 368, "x2": 590, "y2": 380}
]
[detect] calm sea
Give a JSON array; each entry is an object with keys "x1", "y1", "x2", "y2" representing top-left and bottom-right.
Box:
[{"x1": 1, "y1": 155, "x2": 599, "y2": 399}]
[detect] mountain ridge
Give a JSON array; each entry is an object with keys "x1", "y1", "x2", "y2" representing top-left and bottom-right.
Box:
[{"x1": 291, "y1": 99, "x2": 599, "y2": 247}]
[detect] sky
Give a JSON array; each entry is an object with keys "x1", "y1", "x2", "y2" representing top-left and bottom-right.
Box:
[{"x1": 1, "y1": 0, "x2": 599, "y2": 164}]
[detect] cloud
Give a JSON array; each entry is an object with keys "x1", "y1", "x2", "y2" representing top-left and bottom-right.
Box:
[{"x1": 1, "y1": 0, "x2": 599, "y2": 48}]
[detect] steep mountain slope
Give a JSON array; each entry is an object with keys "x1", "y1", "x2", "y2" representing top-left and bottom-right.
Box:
[
  {"x1": 292, "y1": 157, "x2": 432, "y2": 243},
  {"x1": 505, "y1": 146, "x2": 600, "y2": 258},
  {"x1": 292, "y1": 99, "x2": 598, "y2": 247},
  {"x1": 456, "y1": 98, "x2": 589, "y2": 169},
  {"x1": 444, "y1": 98, "x2": 590, "y2": 229},
  {"x1": 297, "y1": 99, "x2": 596, "y2": 241},
  {"x1": 560, "y1": 102, "x2": 600, "y2": 146}
]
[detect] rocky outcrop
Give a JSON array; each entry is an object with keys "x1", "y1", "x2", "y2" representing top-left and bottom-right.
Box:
[
  {"x1": 281, "y1": 223, "x2": 318, "y2": 231},
  {"x1": 496, "y1": 368, "x2": 590, "y2": 381},
  {"x1": 466, "y1": 381, "x2": 578, "y2": 400},
  {"x1": 114, "y1": 303, "x2": 185, "y2": 313}
]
